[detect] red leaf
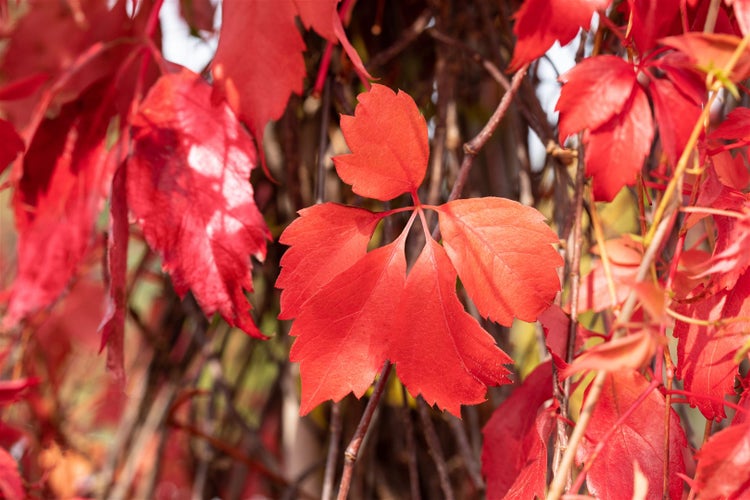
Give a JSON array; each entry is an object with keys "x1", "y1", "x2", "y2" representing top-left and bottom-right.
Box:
[
  {"x1": 561, "y1": 329, "x2": 659, "y2": 378},
  {"x1": 627, "y1": 0, "x2": 683, "y2": 53},
  {"x1": 128, "y1": 69, "x2": 270, "y2": 338},
  {"x1": 436, "y1": 197, "x2": 562, "y2": 325},
  {"x1": 2, "y1": 82, "x2": 117, "y2": 328},
  {"x1": 211, "y1": 0, "x2": 370, "y2": 147},
  {"x1": 557, "y1": 56, "x2": 638, "y2": 142},
  {"x1": 391, "y1": 239, "x2": 513, "y2": 414},
  {"x1": 481, "y1": 362, "x2": 554, "y2": 500},
  {"x1": 711, "y1": 150, "x2": 750, "y2": 190},
  {"x1": 583, "y1": 84, "x2": 654, "y2": 201},
  {"x1": 333, "y1": 84, "x2": 429, "y2": 201},
  {"x1": 577, "y1": 371, "x2": 687, "y2": 500},
  {"x1": 710, "y1": 106, "x2": 750, "y2": 149},
  {"x1": 673, "y1": 276, "x2": 749, "y2": 420},
  {"x1": 0, "y1": 447, "x2": 24, "y2": 500},
  {"x1": 648, "y1": 72, "x2": 704, "y2": 167},
  {"x1": 211, "y1": 0, "x2": 305, "y2": 141},
  {"x1": 694, "y1": 422, "x2": 750, "y2": 498},
  {"x1": 277, "y1": 203, "x2": 384, "y2": 319},
  {"x1": 576, "y1": 235, "x2": 643, "y2": 313},
  {"x1": 288, "y1": 237, "x2": 406, "y2": 415},
  {"x1": 98, "y1": 163, "x2": 128, "y2": 383},
  {"x1": 661, "y1": 33, "x2": 750, "y2": 82},
  {"x1": 281, "y1": 85, "x2": 562, "y2": 415},
  {"x1": 508, "y1": 0, "x2": 610, "y2": 72},
  {"x1": 0, "y1": 378, "x2": 38, "y2": 406}
]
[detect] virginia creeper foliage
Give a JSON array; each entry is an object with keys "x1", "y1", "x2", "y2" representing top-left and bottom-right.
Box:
[{"x1": 2, "y1": 0, "x2": 750, "y2": 498}]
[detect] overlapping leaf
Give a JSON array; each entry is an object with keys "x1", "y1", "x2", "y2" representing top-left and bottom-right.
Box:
[
  {"x1": 2, "y1": 82, "x2": 118, "y2": 328},
  {"x1": 557, "y1": 56, "x2": 654, "y2": 201},
  {"x1": 673, "y1": 275, "x2": 749, "y2": 420},
  {"x1": 508, "y1": 0, "x2": 610, "y2": 71},
  {"x1": 693, "y1": 422, "x2": 750, "y2": 497},
  {"x1": 278, "y1": 84, "x2": 562, "y2": 415},
  {"x1": 481, "y1": 362, "x2": 554, "y2": 499},
  {"x1": 128, "y1": 69, "x2": 270, "y2": 338},
  {"x1": 211, "y1": 0, "x2": 370, "y2": 149},
  {"x1": 577, "y1": 371, "x2": 687, "y2": 500}
]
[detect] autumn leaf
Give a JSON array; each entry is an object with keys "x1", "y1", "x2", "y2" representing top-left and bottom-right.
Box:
[
  {"x1": 661, "y1": 33, "x2": 750, "y2": 83},
  {"x1": 211, "y1": 0, "x2": 370, "y2": 151},
  {"x1": 279, "y1": 84, "x2": 562, "y2": 415},
  {"x1": 2, "y1": 82, "x2": 118, "y2": 328},
  {"x1": 277, "y1": 203, "x2": 384, "y2": 320},
  {"x1": 437, "y1": 197, "x2": 563, "y2": 325},
  {"x1": 288, "y1": 237, "x2": 407, "y2": 415},
  {"x1": 693, "y1": 422, "x2": 750, "y2": 498},
  {"x1": 333, "y1": 85, "x2": 429, "y2": 201},
  {"x1": 0, "y1": 447, "x2": 24, "y2": 500},
  {"x1": 673, "y1": 276, "x2": 750, "y2": 420},
  {"x1": 647, "y1": 66, "x2": 704, "y2": 167},
  {"x1": 508, "y1": 0, "x2": 610, "y2": 72},
  {"x1": 561, "y1": 329, "x2": 660, "y2": 378},
  {"x1": 577, "y1": 371, "x2": 687, "y2": 500},
  {"x1": 128, "y1": 69, "x2": 270, "y2": 338},
  {"x1": 391, "y1": 239, "x2": 513, "y2": 414},
  {"x1": 481, "y1": 362, "x2": 554, "y2": 500},
  {"x1": 99, "y1": 163, "x2": 128, "y2": 383},
  {"x1": 557, "y1": 56, "x2": 654, "y2": 201}
]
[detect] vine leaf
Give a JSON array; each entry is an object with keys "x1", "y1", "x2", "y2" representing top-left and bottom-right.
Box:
[
  {"x1": 128, "y1": 69, "x2": 270, "y2": 338},
  {"x1": 508, "y1": 0, "x2": 610, "y2": 72},
  {"x1": 437, "y1": 197, "x2": 563, "y2": 325},
  {"x1": 673, "y1": 274, "x2": 750, "y2": 420},
  {"x1": 693, "y1": 422, "x2": 750, "y2": 497},
  {"x1": 211, "y1": 0, "x2": 370, "y2": 151},
  {"x1": 556, "y1": 56, "x2": 654, "y2": 201},
  {"x1": 333, "y1": 85, "x2": 429, "y2": 201},
  {"x1": 577, "y1": 371, "x2": 687, "y2": 500},
  {"x1": 481, "y1": 362, "x2": 554, "y2": 500},
  {"x1": 278, "y1": 84, "x2": 562, "y2": 416},
  {"x1": 277, "y1": 203, "x2": 384, "y2": 320}
]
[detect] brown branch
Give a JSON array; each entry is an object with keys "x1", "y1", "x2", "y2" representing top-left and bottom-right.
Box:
[
  {"x1": 447, "y1": 64, "x2": 529, "y2": 203},
  {"x1": 336, "y1": 361, "x2": 392, "y2": 500}
]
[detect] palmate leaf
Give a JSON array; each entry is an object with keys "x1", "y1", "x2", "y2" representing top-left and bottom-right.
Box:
[
  {"x1": 277, "y1": 83, "x2": 562, "y2": 416},
  {"x1": 128, "y1": 69, "x2": 270, "y2": 338}
]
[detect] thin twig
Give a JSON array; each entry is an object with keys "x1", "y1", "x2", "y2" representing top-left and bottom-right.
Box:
[
  {"x1": 321, "y1": 403, "x2": 342, "y2": 500},
  {"x1": 336, "y1": 361, "x2": 392, "y2": 500},
  {"x1": 417, "y1": 398, "x2": 455, "y2": 500},
  {"x1": 447, "y1": 64, "x2": 528, "y2": 202},
  {"x1": 366, "y1": 9, "x2": 433, "y2": 70},
  {"x1": 316, "y1": 78, "x2": 332, "y2": 205},
  {"x1": 552, "y1": 144, "x2": 586, "y2": 480}
]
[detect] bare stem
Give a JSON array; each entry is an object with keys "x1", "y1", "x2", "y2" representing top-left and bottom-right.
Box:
[
  {"x1": 321, "y1": 403, "x2": 342, "y2": 500},
  {"x1": 336, "y1": 362, "x2": 392, "y2": 500}
]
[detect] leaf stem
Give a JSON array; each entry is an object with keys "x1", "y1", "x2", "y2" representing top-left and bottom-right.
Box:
[{"x1": 336, "y1": 361, "x2": 392, "y2": 500}]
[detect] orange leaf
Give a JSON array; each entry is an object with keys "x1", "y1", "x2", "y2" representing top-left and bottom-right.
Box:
[
  {"x1": 333, "y1": 84, "x2": 429, "y2": 201},
  {"x1": 437, "y1": 197, "x2": 562, "y2": 325}
]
